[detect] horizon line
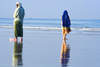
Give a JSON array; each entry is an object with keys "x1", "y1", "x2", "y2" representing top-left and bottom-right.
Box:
[{"x1": 0, "y1": 18, "x2": 100, "y2": 20}]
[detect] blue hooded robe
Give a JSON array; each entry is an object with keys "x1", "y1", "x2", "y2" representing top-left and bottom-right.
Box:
[{"x1": 62, "y1": 10, "x2": 70, "y2": 27}]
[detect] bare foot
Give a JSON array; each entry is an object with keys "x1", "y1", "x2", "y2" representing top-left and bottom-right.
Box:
[
  {"x1": 13, "y1": 38, "x2": 17, "y2": 41},
  {"x1": 10, "y1": 38, "x2": 17, "y2": 41}
]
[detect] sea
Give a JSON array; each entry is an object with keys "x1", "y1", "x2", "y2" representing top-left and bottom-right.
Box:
[
  {"x1": 0, "y1": 18, "x2": 100, "y2": 67},
  {"x1": 0, "y1": 18, "x2": 100, "y2": 31}
]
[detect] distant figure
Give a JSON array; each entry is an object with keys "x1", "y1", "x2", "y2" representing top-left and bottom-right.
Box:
[
  {"x1": 61, "y1": 10, "x2": 71, "y2": 40},
  {"x1": 13, "y1": 2, "x2": 25, "y2": 41},
  {"x1": 60, "y1": 39, "x2": 70, "y2": 67}
]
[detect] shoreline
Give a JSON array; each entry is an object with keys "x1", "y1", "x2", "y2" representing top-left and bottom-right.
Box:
[
  {"x1": 0, "y1": 27, "x2": 100, "y2": 35},
  {"x1": 0, "y1": 26, "x2": 100, "y2": 31}
]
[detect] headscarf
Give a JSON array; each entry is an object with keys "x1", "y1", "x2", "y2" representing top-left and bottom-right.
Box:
[
  {"x1": 62, "y1": 10, "x2": 70, "y2": 27},
  {"x1": 16, "y1": 2, "x2": 22, "y2": 8},
  {"x1": 19, "y1": 3, "x2": 22, "y2": 7}
]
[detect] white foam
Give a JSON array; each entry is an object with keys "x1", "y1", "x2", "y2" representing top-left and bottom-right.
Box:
[
  {"x1": 0, "y1": 26, "x2": 100, "y2": 31},
  {"x1": 0, "y1": 26, "x2": 14, "y2": 28},
  {"x1": 23, "y1": 27, "x2": 61, "y2": 30},
  {"x1": 71, "y1": 28, "x2": 100, "y2": 30}
]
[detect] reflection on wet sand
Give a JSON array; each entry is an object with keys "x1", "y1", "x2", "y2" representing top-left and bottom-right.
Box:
[
  {"x1": 60, "y1": 39, "x2": 70, "y2": 67},
  {"x1": 12, "y1": 41, "x2": 23, "y2": 66}
]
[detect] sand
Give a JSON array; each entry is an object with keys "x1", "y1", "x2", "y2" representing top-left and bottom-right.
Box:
[{"x1": 0, "y1": 28, "x2": 100, "y2": 67}]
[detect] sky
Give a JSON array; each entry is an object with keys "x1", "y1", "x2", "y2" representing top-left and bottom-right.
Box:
[{"x1": 0, "y1": 0, "x2": 100, "y2": 19}]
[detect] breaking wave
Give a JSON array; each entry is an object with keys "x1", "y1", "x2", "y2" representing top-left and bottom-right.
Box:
[{"x1": 0, "y1": 26, "x2": 100, "y2": 31}]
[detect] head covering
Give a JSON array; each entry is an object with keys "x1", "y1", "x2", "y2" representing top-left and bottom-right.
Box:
[
  {"x1": 19, "y1": 3, "x2": 22, "y2": 7},
  {"x1": 16, "y1": 2, "x2": 22, "y2": 7},
  {"x1": 62, "y1": 10, "x2": 70, "y2": 27}
]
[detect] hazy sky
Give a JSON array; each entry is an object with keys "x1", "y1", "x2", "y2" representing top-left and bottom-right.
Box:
[{"x1": 0, "y1": 0, "x2": 100, "y2": 19}]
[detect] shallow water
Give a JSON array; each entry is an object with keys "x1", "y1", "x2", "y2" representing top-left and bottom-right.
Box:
[{"x1": 0, "y1": 28, "x2": 100, "y2": 67}]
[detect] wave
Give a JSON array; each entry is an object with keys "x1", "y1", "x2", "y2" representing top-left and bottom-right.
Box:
[
  {"x1": 24, "y1": 27, "x2": 61, "y2": 30},
  {"x1": 0, "y1": 26, "x2": 14, "y2": 28},
  {"x1": 0, "y1": 26, "x2": 100, "y2": 31},
  {"x1": 71, "y1": 28, "x2": 100, "y2": 31},
  {"x1": 0, "y1": 26, "x2": 61, "y2": 30}
]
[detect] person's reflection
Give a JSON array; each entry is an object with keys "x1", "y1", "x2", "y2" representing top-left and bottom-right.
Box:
[
  {"x1": 12, "y1": 41, "x2": 23, "y2": 66},
  {"x1": 60, "y1": 39, "x2": 70, "y2": 67}
]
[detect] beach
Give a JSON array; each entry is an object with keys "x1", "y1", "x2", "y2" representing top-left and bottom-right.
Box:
[
  {"x1": 0, "y1": 0, "x2": 100, "y2": 66},
  {"x1": 0, "y1": 27, "x2": 100, "y2": 67}
]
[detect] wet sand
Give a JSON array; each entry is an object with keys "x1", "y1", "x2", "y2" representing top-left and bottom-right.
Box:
[{"x1": 0, "y1": 28, "x2": 100, "y2": 67}]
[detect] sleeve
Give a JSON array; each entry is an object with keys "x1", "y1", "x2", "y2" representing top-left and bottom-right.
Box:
[{"x1": 13, "y1": 8, "x2": 20, "y2": 18}]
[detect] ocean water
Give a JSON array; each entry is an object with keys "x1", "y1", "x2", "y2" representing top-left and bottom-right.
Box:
[
  {"x1": 0, "y1": 18, "x2": 100, "y2": 31},
  {"x1": 0, "y1": 18, "x2": 100, "y2": 67}
]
